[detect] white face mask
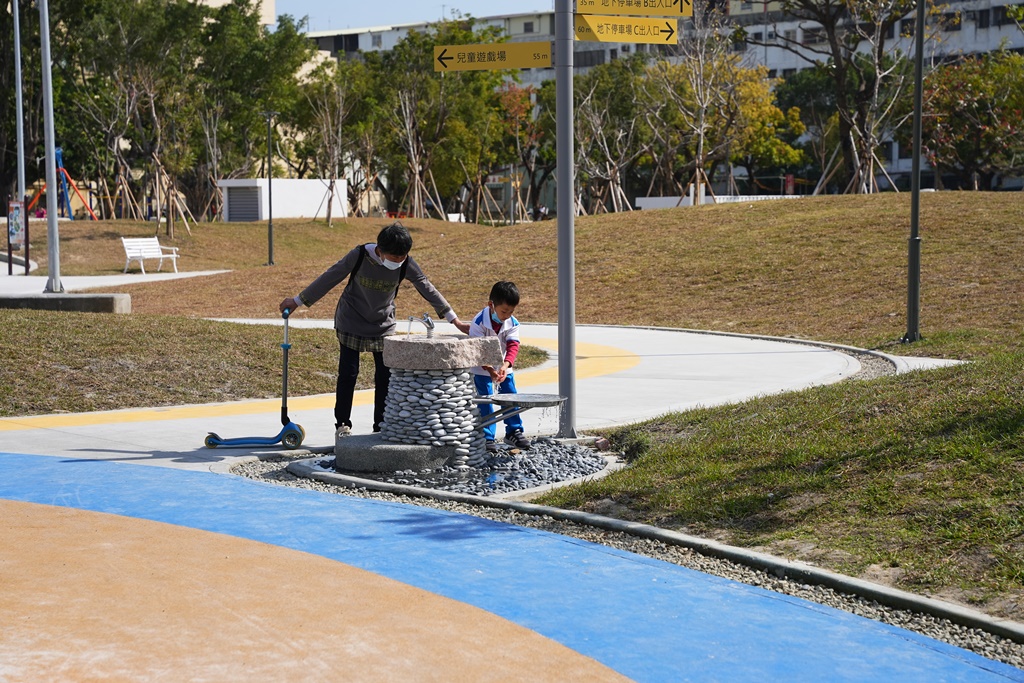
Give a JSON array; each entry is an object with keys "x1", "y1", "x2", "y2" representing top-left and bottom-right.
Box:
[{"x1": 381, "y1": 257, "x2": 405, "y2": 270}]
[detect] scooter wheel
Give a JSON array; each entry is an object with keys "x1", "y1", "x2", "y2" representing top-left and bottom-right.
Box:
[
  {"x1": 282, "y1": 429, "x2": 303, "y2": 450},
  {"x1": 204, "y1": 433, "x2": 220, "y2": 449}
]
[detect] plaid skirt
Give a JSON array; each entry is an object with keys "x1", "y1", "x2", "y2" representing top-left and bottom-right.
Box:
[{"x1": 337, "y1": 330, "x2": 387, "y2": 353}]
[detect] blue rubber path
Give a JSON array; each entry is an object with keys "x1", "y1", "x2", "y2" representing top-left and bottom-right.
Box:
[{"x1": 2, "y1": 452, "x2": 1022, "y2": 682}]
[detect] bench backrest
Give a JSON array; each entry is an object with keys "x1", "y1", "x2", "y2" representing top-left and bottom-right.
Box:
[{"x1": 122, "y1": 237, "x2": 164, "y2": 257}]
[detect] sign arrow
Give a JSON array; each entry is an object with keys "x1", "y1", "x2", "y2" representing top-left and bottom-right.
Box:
[
  {"x1": 436, "y1": 48, "x2": 452, "y2": 70},
  {"x1": 663, "y1": 21, "x2": 676, "y2": 41}
]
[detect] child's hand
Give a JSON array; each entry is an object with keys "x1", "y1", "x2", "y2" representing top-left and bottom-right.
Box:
[{"x1": 494, "y1": 365, "x2": 508, "y2": 383}]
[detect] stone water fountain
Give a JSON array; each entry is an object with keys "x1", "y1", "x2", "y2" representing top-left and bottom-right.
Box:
[{"x1": 333, "y1": 316, "x2": 503, "y2": 473}]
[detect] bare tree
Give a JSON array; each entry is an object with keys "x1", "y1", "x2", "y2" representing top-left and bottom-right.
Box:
[{"x1": 744, "y1": 0, "x2": 919, "y2": 192}]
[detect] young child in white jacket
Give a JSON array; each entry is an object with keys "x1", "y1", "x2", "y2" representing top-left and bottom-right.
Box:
[{"x1": 469, "y1": 281, "x2": 531, "y2": 452}]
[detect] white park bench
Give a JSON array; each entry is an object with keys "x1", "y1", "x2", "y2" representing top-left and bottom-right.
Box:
[{"x1": 121, "y1": 237, "x2": 179, "y2": 274}]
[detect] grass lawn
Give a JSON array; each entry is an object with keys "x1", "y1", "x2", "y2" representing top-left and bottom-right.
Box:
[{"x1": 3, "y1": 192, "x2": 1022, "y2": 618}]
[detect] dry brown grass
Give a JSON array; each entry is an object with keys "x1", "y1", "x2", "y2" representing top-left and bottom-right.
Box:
[{"x1": 38, "y1": 192, "x2": 1023, "y2": 359}]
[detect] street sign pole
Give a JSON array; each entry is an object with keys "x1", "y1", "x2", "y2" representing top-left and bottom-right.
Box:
[{"x1": 556, "y1": 0, "x2": 576, "y2": 438}]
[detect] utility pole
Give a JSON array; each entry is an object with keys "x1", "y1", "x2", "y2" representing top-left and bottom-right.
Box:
[
  {"x1": 261, "y1": 111, "x2": 278, "y2": 266},
  {"x1": 39, "y1": 0, "x2": 63, "y2": 293}
]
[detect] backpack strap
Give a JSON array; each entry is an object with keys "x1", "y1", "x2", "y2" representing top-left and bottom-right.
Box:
[
  {"x1": 395, "y1": 257, "x2": 408, "y2": 298},
  {"x1": 347, "y1": 243, "x2": 407, "y2": 298}
]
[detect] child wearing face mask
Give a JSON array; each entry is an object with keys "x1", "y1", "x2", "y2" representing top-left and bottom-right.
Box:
[
  {"x1": 469, "y1": 280, "x2": 531, "y2": 452},
  {"x1": 280, "y1": 222, "x2": 470, "y2": 436}
]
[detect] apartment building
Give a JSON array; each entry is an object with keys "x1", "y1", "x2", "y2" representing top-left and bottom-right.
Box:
[{"x1": 202, "y1": 0, "x2": 276, "y2": 26}]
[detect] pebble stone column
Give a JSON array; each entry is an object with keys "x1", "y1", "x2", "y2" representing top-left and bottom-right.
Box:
[
  {"x1": 379, "y1": 369, "x2": 488, "y2": 467},
  {"x1": 379, "y1": 334, "x2": 502, "y2": 469}
]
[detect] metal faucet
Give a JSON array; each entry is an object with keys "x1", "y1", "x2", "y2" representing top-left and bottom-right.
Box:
[{"x1": 408, "y1": 313, "x2": 435, "y2": 338}]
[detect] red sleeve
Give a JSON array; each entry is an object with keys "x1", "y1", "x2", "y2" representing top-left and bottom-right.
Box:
[{"x1": 504, "y1": 339, "x2": 519, "y2": 367}]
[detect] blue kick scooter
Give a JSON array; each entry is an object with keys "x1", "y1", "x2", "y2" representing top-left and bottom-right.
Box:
[{"x1": 204, "y1": 309, "x2": 306, "y2": 450}]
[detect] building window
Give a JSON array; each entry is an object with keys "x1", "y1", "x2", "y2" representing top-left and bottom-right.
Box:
[
  {"x1": 768, "y1": 68, "x2": 778, "y2": 78},
  {"x1": 993, "y1": 5, "x2": 1018, "y2": 26},
  {"x1": 576, "y1": 49, "x2": 606, "y2": 67},
  {"x1": 803, "y1": 27, "x2": 826, "y2": 44},
  {"x1": 524, "y1": 21, "x2": 535, "y2": 33},
  {"x1": 942, "y1": 11, "x2": 962, "y2": 31},
  {"x1": 371, "y1": 34, "x2": 382, "y2": 48},
  {"x1": 752, "y1": 31, "x2": 763, "y2": 41},
  {"x1": 879, "y1": 141, "x2": 894, "y2": 162},
  {"x1": 783, "y1": 68, "x2": 797, "y2": 77},
  {"x1": 783, "y1": 29, "x2": 797, "y2": 42},
  {"x1": 977, "y1": 9, "x2": 991, "y2": 28},
  {"x1": 898, "y1": 142, "x2": 914, "y2": 160},
  {"x1": 901, "y1": 18, "x2": 915, "y2": 37}
]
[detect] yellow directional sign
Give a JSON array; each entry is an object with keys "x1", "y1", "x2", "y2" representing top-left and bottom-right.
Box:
[
  {"x1": 576, "y1": 0, "x2": 693, "y2": 18},
  {"x1": 434, "y1": 41, "x2": 552, "y2": 72},
  {"x1": 575, "y1": 14, "x2": 678, "y2": 44}
]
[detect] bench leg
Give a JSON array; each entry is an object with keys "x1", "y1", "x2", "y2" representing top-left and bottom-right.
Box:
[{"x1": 123, "y1": 258, "x2": 130, "y2": 274}]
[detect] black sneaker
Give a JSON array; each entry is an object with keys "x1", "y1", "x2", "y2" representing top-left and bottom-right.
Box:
[
  {"x1": 485, "y1": 440, "x2": 498, "y2": 453},
  {"x1": 503, "y1": 430, "x2": 531, "y2": 449}
]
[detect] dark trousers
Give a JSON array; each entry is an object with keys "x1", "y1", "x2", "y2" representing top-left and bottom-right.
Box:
[{"x1": 335, "y1": 345, "x2": 390, "y2": 432}]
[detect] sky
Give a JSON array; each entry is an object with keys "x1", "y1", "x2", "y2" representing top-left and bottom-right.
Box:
[{"x1": 274, "y1": 1, "x2": 554, "y2": 32}]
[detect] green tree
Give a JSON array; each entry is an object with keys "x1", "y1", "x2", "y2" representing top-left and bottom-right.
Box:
[
  {"x1": 731, "y1": 68, "x2": 806, "y2": 195},
  {"x1": 1, "y1": 0, "x2": 94, "y2": 213},
  {"x1": 193, "y1": 4, "x2": 312, "y2": 219},
  {"x1": 376, "y1": 15, "x2": 506, "y2": 219},
  {"x1": 912, "y1": 51, "x2": 1024, "y2": 189},
  {"x1": 744, "y1": 0, "x2": 919, "y2": 192}
]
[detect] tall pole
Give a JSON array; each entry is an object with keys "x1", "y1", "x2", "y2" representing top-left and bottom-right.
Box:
[
  {"x1": 39, "y1": 0, "x2": 62, "y2": 293},
  {"x1": 903, "y1": 0, "x2": 925, "y2": 343},
  {"x1": 555, "y1": 0, "x2": 576, "y2": 438},
  {"x1": 262, "y1": 111, "x2": 277, "y2": 266},
  {"x1": 14, "y1": 0, "x2": 27, "y2": 204}
]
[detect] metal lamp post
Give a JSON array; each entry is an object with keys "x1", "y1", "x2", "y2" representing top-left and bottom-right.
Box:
[
  {"x1": 261, "y1": 111, "x2": 278, "y2": 266},
  {"x1": 903, "y1": 0, "x2": 926, "y2": 343}
]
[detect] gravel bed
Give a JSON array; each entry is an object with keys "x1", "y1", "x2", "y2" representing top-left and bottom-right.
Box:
[
  {"x1": 232, "y1": 453, "x2": 1024, "y2": 671},
  {"x1": 322, "y1": 437, "x2": 607, "y2": 496}
]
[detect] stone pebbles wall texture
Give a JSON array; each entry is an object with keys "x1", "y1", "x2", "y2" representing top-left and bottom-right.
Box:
[{"x1": 379, "y1": 369, "x2": 487, "y2": 468}]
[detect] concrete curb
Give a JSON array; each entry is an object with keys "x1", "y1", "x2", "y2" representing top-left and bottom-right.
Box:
[{"x1": 0, "y1": 292, "x2": 130, "y2": 313}]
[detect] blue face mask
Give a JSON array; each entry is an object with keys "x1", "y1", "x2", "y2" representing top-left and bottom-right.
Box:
[{"x1": 490, "y1": 308, "x2": 503, "y2": 325}]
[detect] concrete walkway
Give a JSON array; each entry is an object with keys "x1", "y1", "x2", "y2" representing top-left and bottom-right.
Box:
[{"x1": 1, "y1": 274, "x2": 1017, "y2": 682}]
